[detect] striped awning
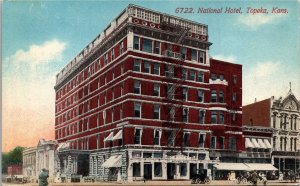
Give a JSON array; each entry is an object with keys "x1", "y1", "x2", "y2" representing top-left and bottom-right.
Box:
[{"x1": 245, "y1": 138, "x2": 254, "y2": 148}]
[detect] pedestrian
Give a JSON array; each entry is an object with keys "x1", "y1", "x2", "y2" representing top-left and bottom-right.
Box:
[
  {"x1": 39, "y1": 168, "x2": 49, "y2": 186},
  {"x1": 251, "y1": 170, "x2": 258, "y2": 186}
]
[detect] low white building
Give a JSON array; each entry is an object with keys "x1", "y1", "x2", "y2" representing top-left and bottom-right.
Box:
[{"x1": 22, "y1": 139, "x2": 57, "y2": 180}]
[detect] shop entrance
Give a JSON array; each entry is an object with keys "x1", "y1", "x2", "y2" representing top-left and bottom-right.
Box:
[
  {"x1": 144, "y1": 163, "x2": 152, "y2": 180},
  {"x1": 167, "y1": 163, "x2": 176, "y2": 180},
  {"x1": 190, "y1": 163, "x2": 197, "y2": 178}
]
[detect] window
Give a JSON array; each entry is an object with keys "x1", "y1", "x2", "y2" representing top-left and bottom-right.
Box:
[
  {"x1": 153, "y1": 83, "x2": 160, "y2": 96},
  {"x1": 272, "y1": 113, "x2": 277, "y2": 128},
  {"x1": 154, "y1": 130, "x2": 160, "y2": 145},
  {"x1": 294, "y1": 138, "x2": 297, "y2": 151},
  {"x1": 134, "y1": 36, "x2": 140, "y2": 50},
  {"x1": 154, "y1": 153, "x2": 162, "y2": 158},
  {"x1": 232, "y1": 93, "x2": 237, "y2": 102},
  {"x1": 133, "y1": 163, "x2": 141, "y2": 177},
  {"x1": 280, "y1": 137, "x2": 283, "y2": 150},
  {"x1": 228, "y1": 137, "x2": 236, "y2": 150},
  {"x1": 142, "y1": 38, "x2": 152, "y2": 53},
  {"x1": 219, "y1": 137, "x2": 224, "y2": 149},
  {"x1": 219, "y1": 91, "x2": 224, "y2": 103},
  {"x1": 133, "y1": 59, "x2": 141, "y2": 72},
  {"x1": 290, "y1": 138, "x2": 293, "y2": 151},
  {"x1": 232, "y1": 113, "x2": 236, "y2": 121},
  {"x1": 154, "y1": 105, "x2": 160, "y2": 119},
  {"x1": 219, "y1": 111, "x2": 224, "y2": 124},
  {"x1": 154, "y1": 41, "x2": 160, "y2": 54},
  {"x1": 169, "y1": 106, "x2": 175, "y2": 121},
  {"x1": 166, "y1": 84, "x2": 174, "y2": 99},
  {"x1": 210, "y1": 136, "x2": 216, "y2": 149},
  {"x1": 111, "y1": 48, "x2": 115, "y2": 60},
  {"x1": 191, "y1": 49, "x2": 197, "y2": 61},
  {"x1": 167, "y1": 131, "x2": 175, "y2": 146},
  {"x1": 134, "y1": 128, "x2": 142, "y2": 144},
  {"x1": 183, "y1": 133, "x2": 190, "y2": 147},
  {"x1": 197, "y1": 89, "x2": 204, "y2": 102},
  {"x1": 144, "y1": 61, "x2": 150, "y2": 73},
  {"x1": 273, "y1": 137, "x2": 276, "y2": 149},
  {"x1": 180, "y1": 163, "x2": 187, "y2": 176},
  {"x1": 199, "y1": 110, "x2": 205, "y2": 124},
  {"x1": 182, "y1": 68, "x2": 187, "y2": 80},
  {"x1": 104, "y1": 53, "x2": 108, "y2": 65},
  {"x1": 211, "y1": 111, "x2": 217, "y2": 124},
  {"x1": 154, "y1": 162, "x2": 162, "y2": 177},
  {"x1": 166, "y1": 65, "x2": 174, "y2": 78},
  {"x1": 153, "y1": 63, "x2": 160, "y2": 75},
  {"x1": 294, "y1": 117, "x2": 297, "y2": 130},
  {"x1": 220, "y1": 74, "x2": 224, "y2": 81},
  {"x1": 189, "y1": 70, "x2": 196, "y2": 81},
  {"x1": 182, "y1": 88, "x2": 188, "y2": 101},
  {"x1": 121, "y1": 83, "x2": 124, "y2": 96},
  {"x1": 211, "y1": 90, "x2": 217, "y2": 103},
  {"x1": 290, "y1": 116, "x2": 293, "y2": 130},
  {"x1": 233, "y1": 75, "x2": 237, "y2": 84},
  {"x1": 197, "y1": 71, "x2": 204, "y2": 82},
  {"x1": 211, "y1": 73, "x2": 217, "y2": 80},
  {"x1": 120, "y1": 41, "x2": 124, "y2": 54},
  {"x1": 180, "y1": 47, "x2": 186, "y2": 60},
  {"x1": 143, "y1": 153, "x2": 152, "y2": 158},
  {"x1": 134, "y1": 80, "x2": 141, "y2": 94},
  {"x1": 199, "y1": 51, "x2": 205, "y2": 63},
  {"x1": 198, "y1": 133, "x2": 206, "y2": 148},
  {"x1": 134, "y1": 102, "x2": 141, "y2": 118},
  {"x1": 182, "y1": 108, "x2": 188, "y2": 122}
]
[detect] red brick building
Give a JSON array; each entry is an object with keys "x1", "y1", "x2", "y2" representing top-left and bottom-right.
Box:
[
  {"x1": 54, "y1": 5, "x2": 243, "y2": 181},
  {"x1": 7, "y1": 165, "x2": 22, "y2": 175}
]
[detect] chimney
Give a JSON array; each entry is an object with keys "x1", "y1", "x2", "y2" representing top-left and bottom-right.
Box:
[{"x1": 254, "y1": 98, "x2": 257, "y2": 103}]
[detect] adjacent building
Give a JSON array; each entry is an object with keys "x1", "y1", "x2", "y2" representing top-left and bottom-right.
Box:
[
  {"x1": 242, "y1": 89, "x2": 300, "y2": 172},
  {"x1": 23, "y1": 147, "x2": 37, "y2": 177},
  {"x1": 22, "y1": 139, "x2": 56, "y2": 180},
  {"x1": 54, "y1": 4, "x2": 243, "y2": 181}
]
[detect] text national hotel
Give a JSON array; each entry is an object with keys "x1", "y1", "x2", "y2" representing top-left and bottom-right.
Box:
[{"x1": 54, "y1": 4, "x2": 245, "y2": 181}]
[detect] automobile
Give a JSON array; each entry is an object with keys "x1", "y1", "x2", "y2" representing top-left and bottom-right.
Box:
[{"x1": 191, "y1": 169, "x2": 211, "y2": 184}]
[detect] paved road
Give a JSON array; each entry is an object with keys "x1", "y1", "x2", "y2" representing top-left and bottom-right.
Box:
[{"x1": 3, "y1": 180, "x2": 300, "y2": 186}]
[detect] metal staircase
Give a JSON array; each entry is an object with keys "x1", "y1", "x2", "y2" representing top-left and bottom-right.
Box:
[{"x1": 160, "y1": 16, "x2": 190, "y2": 151}]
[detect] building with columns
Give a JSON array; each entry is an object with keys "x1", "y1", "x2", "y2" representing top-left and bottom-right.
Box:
[
  {"x1": 243, "y1": 89, "x2": 300, "y2": 172},
  {"x1": 22, "y1": 139, "x2": 57, "y2": 181},
  {"x1": 54, "y1": 4, "x2": 243, "y2": 182}
]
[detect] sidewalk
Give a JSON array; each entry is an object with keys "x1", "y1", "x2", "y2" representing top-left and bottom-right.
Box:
[{"x1": 3, "y1": 180, "x2": 300, "y2": 186}]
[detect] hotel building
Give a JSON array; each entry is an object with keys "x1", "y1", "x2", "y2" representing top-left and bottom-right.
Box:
[{"x1": 54, "y1": 4, "x2": 243, "y2": 181}]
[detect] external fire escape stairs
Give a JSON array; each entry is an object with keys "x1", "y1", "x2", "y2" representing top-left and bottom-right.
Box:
[{"x1": 160, "y1": 17, "x2": 191, "y2": 155}]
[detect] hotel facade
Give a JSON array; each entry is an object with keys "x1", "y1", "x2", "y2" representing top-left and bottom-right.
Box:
[{"x1": 54, "y1": 5, "x2": 244, "y2": 181}]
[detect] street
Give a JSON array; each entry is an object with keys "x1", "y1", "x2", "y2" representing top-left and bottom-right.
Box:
[{"x1": 2, "y1": 180, "x2": 300, "y2": 186}]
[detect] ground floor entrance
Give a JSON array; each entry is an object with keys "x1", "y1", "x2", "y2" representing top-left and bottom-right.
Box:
[{"x1": 167, "y1": 163, "x2": 176, "y2": 180}]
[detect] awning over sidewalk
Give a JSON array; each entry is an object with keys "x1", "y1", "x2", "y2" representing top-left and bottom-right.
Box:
[
  {"x1": 246, "y1": 163, "x2": 278, "y2": 171},
  {"x1": 251, "y1": 138, "x2": 261, "y2": 148},
  {"x1": 245, "y1": 138, "x2": 254, "y2": 148},
  {"x1": 112, "y1": 130, "x2": 122, "y2": 140},
  {"x1": 257, "y1": 139, "x2": 267, "y2": 149},
  {"x1": 213, "y1": 163, "x2": 251, "y2": 171},
  {"x1": 104, "y1": 132, "x2": 114, "y2": 142},
  {"x1": 263, "y1": 139, "x2": 272, "y2": 149},
  {"x1": 101, "y1": 155, "x2": 122, "y2": 168}
]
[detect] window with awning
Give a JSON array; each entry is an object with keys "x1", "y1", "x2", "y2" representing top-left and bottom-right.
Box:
[
  {"x1": 101, "y1": 155, "x2": 122, "y2": 168},
  {"x1": 245, "y1": 138, "x2": 254, "y2": 148},
  {"x1": 104, "y1": 132, "x2": 114, "y2": 142}
]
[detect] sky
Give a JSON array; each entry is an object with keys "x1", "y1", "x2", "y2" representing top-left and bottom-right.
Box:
[{"x1": 2, "y1": 0, "x2": 300, "y2": 152}]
